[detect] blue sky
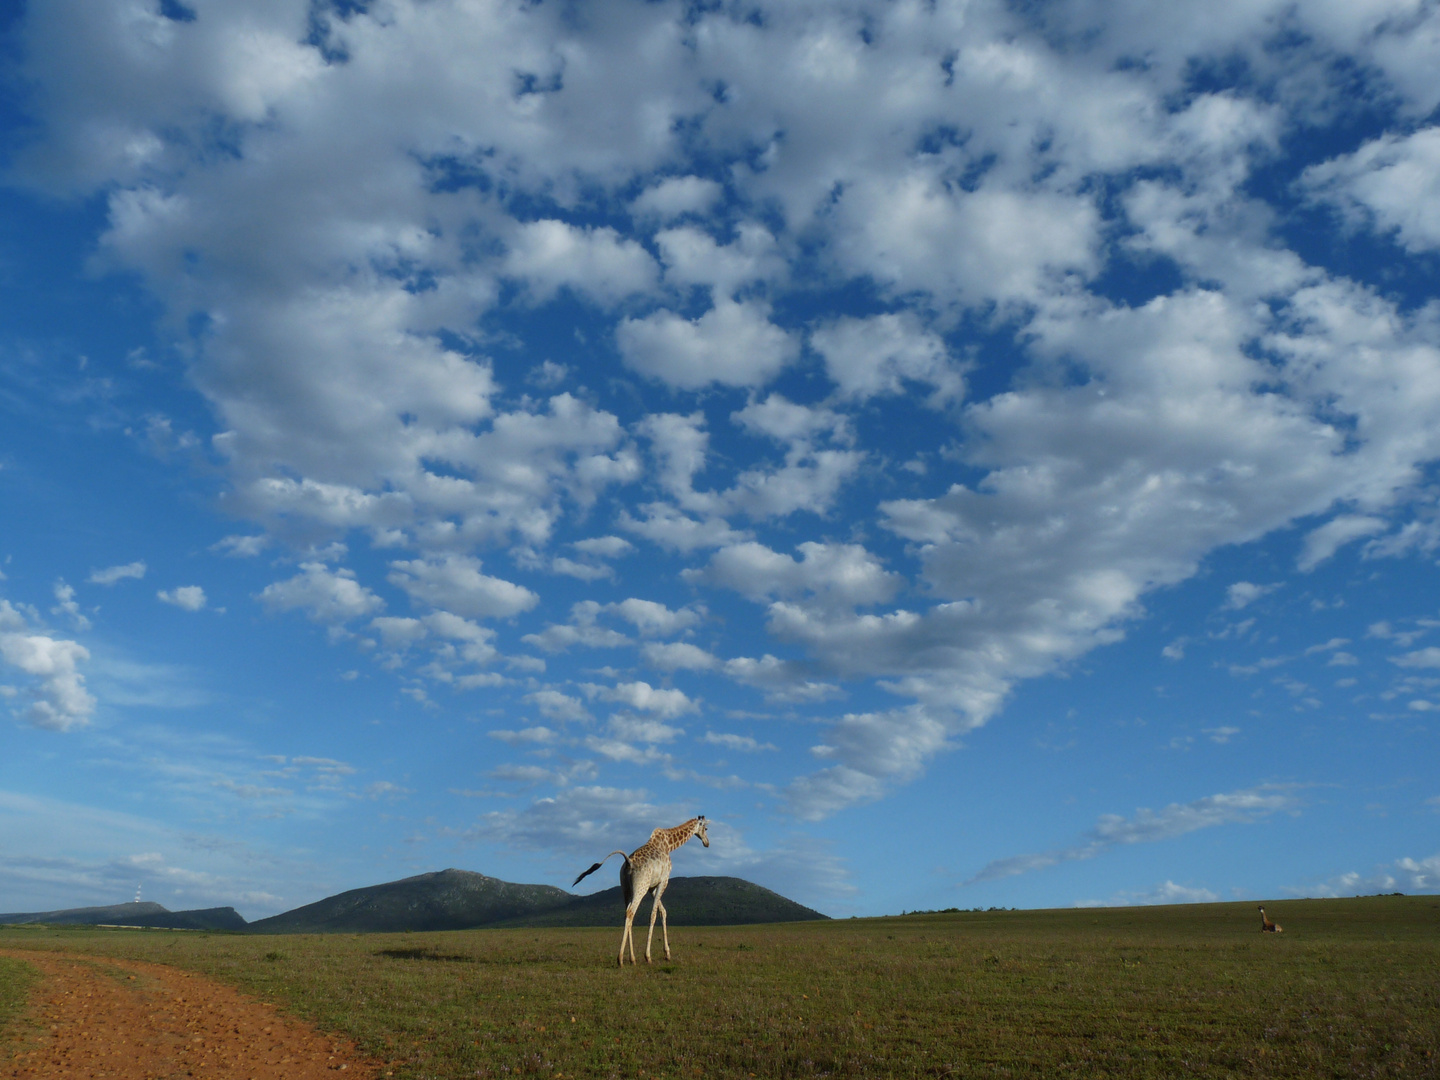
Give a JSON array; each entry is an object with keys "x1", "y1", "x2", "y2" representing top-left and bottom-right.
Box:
[{"x1": 2, "y1": 0, "x2": 1438, "y2": 921}]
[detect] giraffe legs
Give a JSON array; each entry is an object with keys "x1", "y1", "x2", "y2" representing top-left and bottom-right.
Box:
[
  {"x1": 645, "y1": 892, "x2": 660, "y2": 963},
  {"x1": 645, "y1": 883, "x2": 670, "y2": 962},
  {"x1": 619, "y1": 901, "x2": 642, "y2": 966}
]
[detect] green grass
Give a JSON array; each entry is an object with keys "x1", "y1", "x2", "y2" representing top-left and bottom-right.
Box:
[
  {"x1": 0, "y1": 955, "x2": 37, "y2": 1043},
  {"x1": 2, "y1": 896, "x2": 1437, "y2": 1078}
]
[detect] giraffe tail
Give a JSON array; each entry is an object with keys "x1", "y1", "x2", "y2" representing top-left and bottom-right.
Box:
[{"x1": 572, "y1": 850, "x2": 628, "y2": 887}]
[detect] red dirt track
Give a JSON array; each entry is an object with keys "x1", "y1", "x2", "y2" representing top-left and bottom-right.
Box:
[{"x1": 1, "y1": 950, "x2": 378, "y2": 1079}]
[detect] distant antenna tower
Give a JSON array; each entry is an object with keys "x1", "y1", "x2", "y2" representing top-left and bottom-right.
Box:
[{"x1": 134, "y1": 884, "x2": 142, "y2": 904}]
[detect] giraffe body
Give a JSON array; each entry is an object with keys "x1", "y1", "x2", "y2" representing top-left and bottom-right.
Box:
[
  {"x1": 1259, "y1": 905, "x2": 1283, "y2": 933},
  {"x1": 573, "y1": 816, "x2": 710, "y2": 965}
]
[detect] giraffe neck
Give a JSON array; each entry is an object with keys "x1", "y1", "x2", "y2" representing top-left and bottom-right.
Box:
[{"x1": 659, "y1": 818, "x2": 699, "y2": 854}]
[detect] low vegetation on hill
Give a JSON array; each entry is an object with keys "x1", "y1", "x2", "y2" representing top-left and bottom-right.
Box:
[
  {"x1": 4, "y1": 871, "x2": 825, "y2": 936},
  {"x1": 244, "y1": 871, "x2": 823, "y2": 934},
  {"x1": 0, "y1": 902, "x2": 245, "y2": 931},
  {"x1": 245, "y1": 869, "x2": 575, "y2": 934},
  {"x1": 490, "y1": 876, "x2": 828, "y2": 928},
  {"x1": 1, "y1": 895, "x2": 1435, "y2": 1078}
]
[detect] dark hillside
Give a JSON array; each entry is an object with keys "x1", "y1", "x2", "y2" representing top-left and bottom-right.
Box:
[
  {"x1": 246, "y1": 869, "x2": 573, "y2": 934},
  {"x1": 107, "y1": 906, "x2": 248, "y2": 931},
  {"x1": 0, "y1": 902, "x2": 245, "y2": 930},
  {"x1": 492, "y1": 876, "x2": 830, "y2": 927},
  {"x1": 0, "y1": 902, "x2": 170, "y2": 926}
]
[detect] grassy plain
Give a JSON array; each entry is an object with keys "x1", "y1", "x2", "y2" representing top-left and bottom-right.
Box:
[
  {"x1": 1, "y1": 895, "x2": 1437, "y2": 1078},
  {"x1": 0, "y1": 956, "x2": 33, "y2": 1036}
]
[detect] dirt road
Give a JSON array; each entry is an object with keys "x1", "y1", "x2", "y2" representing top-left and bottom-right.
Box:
[{"x1": 1, "y1": 949, "x2": 379, "y2": 1079}]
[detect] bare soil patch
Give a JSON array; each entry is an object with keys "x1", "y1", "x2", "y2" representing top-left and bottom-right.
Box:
[{"x1": 0, "y1": 949, "x2": 378, "y2": 1080}]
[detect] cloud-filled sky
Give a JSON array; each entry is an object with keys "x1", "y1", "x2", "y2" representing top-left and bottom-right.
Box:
[{"x1": 2, "y1": 0, "x2": 1438, "y2": 919}]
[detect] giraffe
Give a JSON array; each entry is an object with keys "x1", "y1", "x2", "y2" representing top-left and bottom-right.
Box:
[
  {"x1": 573, "y1": 816, "x2": 710, "y2": 966},
  {"x1": 1258, "y1": 905, "x2": 1283, "y2": 933}
]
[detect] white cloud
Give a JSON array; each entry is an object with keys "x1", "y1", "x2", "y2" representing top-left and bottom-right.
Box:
[
  {"x1": 466, "y1": 786, "x2": 678, "y2": 859},
  {"x1": 521, "y1": 601, "x2": 631, "y2": 654},
  {"x1": 967, "y1": 785, "x2": 1301, "y2": 884},
  {"x1": 1223, "y1": 581, "x2": 1278, "y2": 611},
  {"x1": 1077, "y1": 880, "x2": 1219, "y2": 907},
  {"x1": 88, "y1": 560, "x2": 146, "y2": 585},
  {"x1": 702, "y1": 731, "x2": 776, "y2": 753},
  {"x1": 258, "y1": 563, "x2": 383, "y2": 624},
  {"x1": 211, "y1": 534, "x2": 268, "y2": 558},
  {"x1": 570, "y1": 535, "x2": 634, "y2": 560},
  {"x1": 787, "y1": 706, "x2": 949, "y2": 820},
  {"x1": 51, "y1": 581, "x2": 90, "y2": 631},
  {"x1": 550, "y1": 557, "x2": 613, "y2": 582},
  {"x1": 388, "y1": 555, "x2": 537, "y2": 620},
  {"x1": 631, "y1": 176, "x2": 723, "y2": 221},
  {"x1": 581, "y1": 680, "x2": 698, "y2": 720},
  {"x1": 607, "y1": 713, "x2": 684, "y2": 744},
  {"x1": 617, "y1": 297, "x2": 798, "y2": 390},
  {"x1": 1393, "y1": 647, "x2": 1440, "y2": 669},
  {"x1": 1297, "y1": 515, "x2": 1388, "y2": 573},
  {"x1": 810, "y1": 313, "x2": 963, "y2": 405},
  {"x1": 642, "y1": 641, "x2": 719, "y2": 673},
  {"x1": 690, "y1": 541, "x2": 901, "y2": 610},
  {"x1": 522, "y1": 690, "x2": 590, "y2": 724},
  {"x1": 722, "y1": 654, "x2": 841, "y2": 704},
  {"x1": 17, "y1": 0, "x2": 1440, "y2": 839},
  {"x1": 0, "y1": 630, "x2": 96, "y2": 732},
  {"x1": 503, "y1": 220, "x2": 657, "y2": 306},
  {"x1": 1305, "y1": 852, "x2": 1440, "y2": 897},
  {"x1": 157, "y1": 585, "x2": 207, "y2": 612},
  {"x1": 370, "y1": 616, "x2": 427, "y2": 649},
  {"x1": 1303, "y1": 127, "x2": 1440, "y2": 253},
  {"x1": 610, "y1": 598, "x2": 701, "y2": 637},
  {"x1": 834, "y1": 177, "x2": 1100, "y2": 309}
]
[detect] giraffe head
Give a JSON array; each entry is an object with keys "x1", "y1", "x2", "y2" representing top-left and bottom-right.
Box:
[{"x1": 695, "y1": 816, "x2": 709, "y2": 847}]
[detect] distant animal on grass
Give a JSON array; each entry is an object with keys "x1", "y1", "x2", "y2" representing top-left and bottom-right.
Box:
[
  {"x1": 573, "y1": 816, "x2": 710, "y2": 966},
  {"x1": 1259, "y1": 905, "x2": 1283, "y2": 933}
]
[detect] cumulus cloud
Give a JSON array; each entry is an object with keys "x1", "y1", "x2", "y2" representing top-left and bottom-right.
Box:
[
  {"x1": 157, "y1": 585, "x2": 207, "y2": 611},
  {"x1": 0, "y1": 627, "x2": 96, "y2": 732},
  {"x1": 1303, "y1": 127, "x2": 1440, "y2": 253},
  {"x1": 16, "y1": 0, "x2": 1440, "y2": 830},
  {"x1": 522, "y1": 690, "x2": 590, "y2": 724},
  {"x1": 258, "y1": 563, "x2": 383, "y2": 624},
  {"x1": 1392, "y1": 647, "x2": 1440, "y2": 669},
  {"x1": 811, "y1": 312, "x2": 964, "y2": 405},
  {"x1": 581, "y1": 680, "x2": 698, "y2": 720},
  {"x1": 642, "y1": 641, "x2": 719, "y2": 673},
  {"x1": 689, "y1": 541, "x2": 901, "y2": 611},
  {"x1": 1305, "y1": 852, "x2": 1440, "y2": 897},
  {"x1": 617, "y1": 298, "x2": 798, "y2": 390},
  {"x1": 503, "y1": 220, "x2": 657, "y2": 306},
  {"x1": 609, "y1": 598, "x2": 701, "y2": 637},
  {"x1": 388, "y1": 555, "x2": 537, "y2": 620},
  {"x1": 631, "y1": 176, "x2": 724, "y2": 221},
  {"x1": 787, "y1": 706, "x2": 949, "y2": 821}
]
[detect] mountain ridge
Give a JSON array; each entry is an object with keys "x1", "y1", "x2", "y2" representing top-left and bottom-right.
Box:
[
  {"x1": 2, "y1": 870, "x2": 829, "y2": 934},
  {"x1": 0, "y1": 902, "x2": 246, "y2": 931}
]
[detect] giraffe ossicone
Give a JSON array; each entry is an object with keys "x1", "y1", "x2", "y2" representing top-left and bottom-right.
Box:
[{"x1": 573, "y1": 816, "x2": 711, "y2": 966}]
